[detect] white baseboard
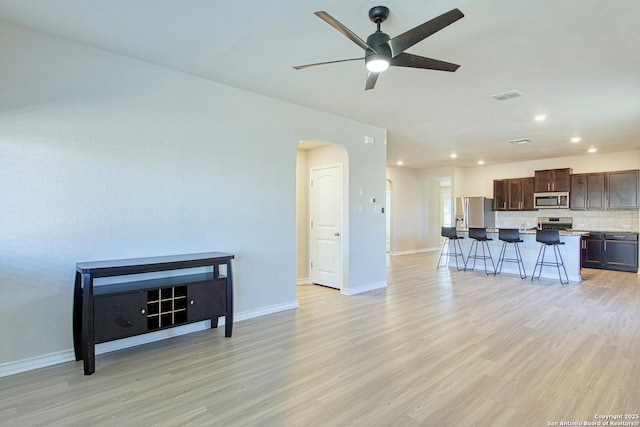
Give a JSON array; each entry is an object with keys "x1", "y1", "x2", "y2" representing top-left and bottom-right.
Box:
[
  {"x1": 297, "y1": 277, "x2": 310, "y2": 285},
  {"x1": 389, "y1": 247, "x2": 439, "y2": 256},
  {"x1": 0, "y1": 300, "x2": 300, "y2": 378},
  {"x1": 0, "y1": 349, "x2": 77, "y2": 378},
  {"x1": 233, "y1": 300, "x2": 300, "y2": 322},
  {"x1": 341, "y1": 280, "x2": 387, "y2": 295}
]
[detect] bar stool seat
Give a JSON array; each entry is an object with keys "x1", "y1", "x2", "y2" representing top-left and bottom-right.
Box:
[
  {"x1": 531, "y1": 229, "x2": 569, "y2": 285},
  {"x1": 495, "y1": 228, "x2": 527, "y2": 279},
  {"x1": 437, "y1": 226, "x2": 466, "y2": 271},
  {"x1": 465, "y1": 227, "x2": 495, "y2": 275}
]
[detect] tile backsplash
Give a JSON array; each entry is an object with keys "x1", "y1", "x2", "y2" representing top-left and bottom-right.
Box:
[{"x1": 496, "y1": 209, "x2": 639, "y2": 232}]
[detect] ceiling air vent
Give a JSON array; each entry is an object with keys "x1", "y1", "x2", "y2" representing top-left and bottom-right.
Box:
[
  {"x1": 510, "y1": 138, "x2": 532, "y2": 145},
  {"x1": 491, "y1": 90, "x2": 523, "y2": 101}
]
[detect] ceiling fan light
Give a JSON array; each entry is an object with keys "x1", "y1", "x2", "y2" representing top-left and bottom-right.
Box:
[{"x1": 366, "y1": 54, "x2": 390, "y2": 72}]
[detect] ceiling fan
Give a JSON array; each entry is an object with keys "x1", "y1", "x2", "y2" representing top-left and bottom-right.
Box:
[{"x1": 293, "y1": 6, "x2": 464, "y2": 90}]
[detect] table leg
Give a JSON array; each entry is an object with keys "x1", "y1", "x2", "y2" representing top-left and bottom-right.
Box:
[
  {"x1": 81, "y1": 272, "x2": 95, "y2": 375},
  {"x1": 72, "y1": 272, "x2": 83, "y2": 361},
  {"x1": 225, "y1": 261, "x2": 233, "y2": 337}
]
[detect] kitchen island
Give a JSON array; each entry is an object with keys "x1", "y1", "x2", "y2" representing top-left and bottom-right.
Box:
[{"x1": 448, "y1": 229, "x2": 586, "y2": 282}]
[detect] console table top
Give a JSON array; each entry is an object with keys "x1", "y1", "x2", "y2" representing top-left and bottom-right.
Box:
[{"x1": 76, "y1": 252, "x2": 234, "y2": 276}]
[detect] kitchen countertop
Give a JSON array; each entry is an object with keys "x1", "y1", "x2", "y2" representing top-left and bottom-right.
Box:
[{"x1": 456, "y1": 228, "x2": 588, "y2": 237}]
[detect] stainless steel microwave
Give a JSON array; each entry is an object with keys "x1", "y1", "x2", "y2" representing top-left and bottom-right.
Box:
[{"x1": 534, "y1": 192, "x2": 569, "y2": 209}]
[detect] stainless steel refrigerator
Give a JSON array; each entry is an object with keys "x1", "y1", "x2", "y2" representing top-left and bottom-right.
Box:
[{"x1": 455, "y1": 197, "x2": 495, "y2": 229}]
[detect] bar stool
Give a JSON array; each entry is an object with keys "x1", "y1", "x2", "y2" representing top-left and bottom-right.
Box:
[
  {"x1": 531, "y1": 229, "x2": 569, "y2": 285},
  {"x1": 465, "y1": 227, "x2": 495, "y2": 275},
  {"x1": 436, "y1": 226, "x2": 466, "y2": 271},
  {"x1": 495, "y1": 228, "x2": 527, "y2": 279}
]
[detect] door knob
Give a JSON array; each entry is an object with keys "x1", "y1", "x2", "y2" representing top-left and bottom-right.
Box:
[{"x1": 334, "y1": 232, "x2": 340, "y2": 237}]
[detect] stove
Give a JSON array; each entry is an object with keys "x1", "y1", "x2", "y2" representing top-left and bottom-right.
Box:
[{"x1": 538, "y1": 216, "x2": 573, "y2": 230}]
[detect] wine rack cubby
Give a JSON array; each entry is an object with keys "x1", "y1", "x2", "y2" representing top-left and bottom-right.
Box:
[{"x1": 146, "y1": 286, "x2": 189, "y2": 330}]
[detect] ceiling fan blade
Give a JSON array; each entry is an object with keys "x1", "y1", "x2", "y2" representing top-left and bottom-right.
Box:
[
  {"x1": 388, "y1": 8, "x2": 464, "y2": 57},
  {"x1": 293, "y1": 57, "x2": 364, "y2": 70},
  {"x1": 315, "y1": 11, "x2": 377, "y2": 53},
  {"x1": 390, "y1": 52, "x2": 460, "y2": 72},
  {"x1": 365, "y1": 71, "x2": 379, "y2": 90}
]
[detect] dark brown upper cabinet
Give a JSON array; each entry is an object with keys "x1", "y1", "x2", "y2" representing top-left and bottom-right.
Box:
[
  {"x1": 494, "y1": 177, "x2": 535, "y2": 211},
  {"x1": 509, "y1": 177, "x2": 535, "y2": 210},
  {"x1": 493, "y1": 179, "x2": 508, "y2": 211},
  {"x1": 534, "y1": 168, "x2": 572, "y2": 192},
  {"x1": 606, "y1": 169, "x2": 639, "y2": 210},
  {"x1": 571, "y1": 169, "x2": 638, "y2": 210},
  {"x1": 570, "y1": 173, "x2": 605, "y2": 210}
]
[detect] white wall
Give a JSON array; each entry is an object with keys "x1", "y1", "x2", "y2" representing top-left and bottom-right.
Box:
[
  {"x1": 386, "y1": 166, "x2": 422, "y2": 253},
  {"x1": 418, "y1": 167, "x2": 459, "y2": 249},
  {"x1": 386, "y1": 165, "x2": 464, "y2": 253},
  {"x1": 0, "y1": 22, "x2": 387, "y2": 371},
  {"x1": 307, "y1": 144, "x2": 347, "y2": 168}
]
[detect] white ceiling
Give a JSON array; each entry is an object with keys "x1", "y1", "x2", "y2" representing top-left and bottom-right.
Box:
[{"x1": 1, "y1": 0, "x2": 639, "y2": 169}]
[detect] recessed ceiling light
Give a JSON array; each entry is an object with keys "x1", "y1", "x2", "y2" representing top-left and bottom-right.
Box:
[
  {"x1": 397, "y1": 160, "x2": 404, "y2": 166},
  {"x1": 533, "y1": 114, "x2": 547, "y2": 122},
  {"x1": 570, "y1": 137, "x2": 582, "y2": 143},
  {"x1": 587, "y1": 147, "x2": 597, "y2": 153},
  {"x1": 478, "y1": 160, "x2": 485, "y2": 165},
  {"x1": 450, "y1": 153, "x2": 458, "y2": 158}
]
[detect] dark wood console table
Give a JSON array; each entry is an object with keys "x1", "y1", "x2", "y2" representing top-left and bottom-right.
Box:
[{"x1": 73, "y1": 252, "x2": 234, "y2": 375}]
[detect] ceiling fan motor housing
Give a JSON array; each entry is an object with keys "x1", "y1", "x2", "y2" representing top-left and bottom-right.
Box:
[{"x1": 366, "y1": 31, "x2": 391, "y2": 60}]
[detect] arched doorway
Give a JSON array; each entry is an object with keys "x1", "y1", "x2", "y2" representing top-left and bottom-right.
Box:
[{"x1": 296, "y1": 140, "x2": 349, "y2": 292}]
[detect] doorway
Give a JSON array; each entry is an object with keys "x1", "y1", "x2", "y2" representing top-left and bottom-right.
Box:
[{"x1": 296, "y1": 141, "x2": 348, "y2": 292}]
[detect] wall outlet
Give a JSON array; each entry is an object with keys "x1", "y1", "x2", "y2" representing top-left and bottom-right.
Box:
[{"x1": 622, "y1": 224, "x2": 631, "y2": 229}]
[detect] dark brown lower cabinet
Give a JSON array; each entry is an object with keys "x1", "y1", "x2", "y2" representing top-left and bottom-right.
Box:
[
  {"x1": 604, "y1": 235, "x2": 639, "y2": 271},
  {"x1": 581, "y1": 234, "x2": 605, "y2": 269},
  {"x1": 187, "y1": 280, "x2": 227, "y2": 324},
  {"x1": 94, "y1": 291, "x2": 148, "y2": 343},
  {"x1": 581, "y1": 233, "x2": 638, "y2": 273}
]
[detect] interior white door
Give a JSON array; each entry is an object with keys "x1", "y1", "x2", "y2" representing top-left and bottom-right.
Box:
[{"x1": 309, "y1": 164, "x2": 342, "y2": 289}]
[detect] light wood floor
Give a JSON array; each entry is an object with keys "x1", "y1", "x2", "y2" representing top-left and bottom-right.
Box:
[{"x1": 2, "y1": 252, "x2": 640, "y2": 426}]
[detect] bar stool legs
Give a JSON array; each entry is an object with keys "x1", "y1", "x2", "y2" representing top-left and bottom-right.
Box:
[
  {"x1": 531, "y1": 229, "x2": 569, "y2": 285},
  {"x1": 495, "y1": 229, "x2": 527, "y2": 279},
  {"x1": 465, "y1": 228, "x2": 495, "y2": 275},
  {"x1": 437, "y1": 227, "x2": 466, "y2": 271}
]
